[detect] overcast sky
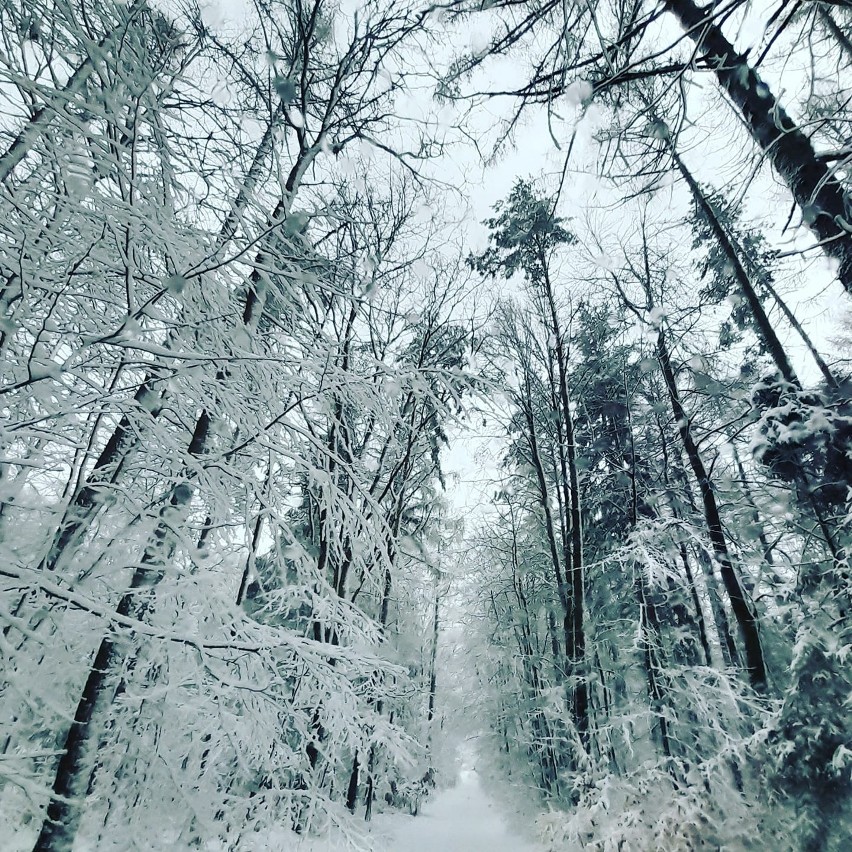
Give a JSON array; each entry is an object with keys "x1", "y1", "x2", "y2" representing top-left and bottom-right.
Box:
[{"x1": 190, "y1": 0, "x2": 848, "y2": 526}]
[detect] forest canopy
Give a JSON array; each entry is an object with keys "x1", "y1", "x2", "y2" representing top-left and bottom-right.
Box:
[{"x1": 0, "y1": 0, "x2": 851, "y2": 850}]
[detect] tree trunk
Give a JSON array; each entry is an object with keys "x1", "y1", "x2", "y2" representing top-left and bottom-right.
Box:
[
  {"x1": 677, "y1": 540, "x2": 713, "y2": 666},
  {"x1": 758, "y1": 274, "x2": 839, "y2": 389},
  {"x1": 38, "y1": 378, "x2": 165, "y2": 574},
  {"x1": 658, "y1": 422, "x2": 731, "y2": 669},
  {"x1": 0, "y1": 1, "x2": 146, "y2": 184},
  {"x1": 666, "y1": 0, "x2": 852, "y2": 292},
  {"x1": 32, "y1": 105, "x2": 288, "y2": 581},
  {"x1": 671, "y1": 148, "x2": 800, "y2": 386},
  {"x1": 819, "y1": 7, "x2": 852, "y2": 64},
  {"x1": 519, "y1": 383, "x2": 571, "y2": 641},
  {"x1": 32, "y1": 413, "x2": 211, "y2": 852},
  {"x1": 346, "y1": 751, "x2": 360, "y2": 813},
  {"x1": 674, "y1": 142, "x2": 839, "y2": 389},
  {"x1": 635, "y1": 576, "x2": 675, "y2": 766},
  {"x1": 427, "y1": 585, "x2": 440, "y2": 726},
  {"x1": 656, "y1": 327, "x2": 767, "y2": 691},
  {"x1": 539, "y1": 264, "x2": 588, "y2": 740}
]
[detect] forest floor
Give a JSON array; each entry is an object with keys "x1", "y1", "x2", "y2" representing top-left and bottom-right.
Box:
[
  {"x1": 368, "y1": 765, "x2": 545, "y2": 852},
  {"x1": 4, "y1": 757, "x2": 547, "y2": 852}
]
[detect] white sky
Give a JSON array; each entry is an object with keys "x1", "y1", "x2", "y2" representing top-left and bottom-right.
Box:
[{"x1": 193, "y1": 0, "x2": 849, "y2": 526}]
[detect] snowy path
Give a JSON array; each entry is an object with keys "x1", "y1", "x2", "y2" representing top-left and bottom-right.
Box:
[{"x1": 376, "y1": 767, "x2": 543, "y2": 852}]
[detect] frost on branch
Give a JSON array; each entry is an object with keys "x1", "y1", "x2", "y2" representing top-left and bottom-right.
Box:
[{"x1": 751, "y1": 372, "x2": 852, "y2": 508}]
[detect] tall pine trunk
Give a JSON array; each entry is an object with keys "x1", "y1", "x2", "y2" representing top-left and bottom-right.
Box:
[
  {"x1": 655, "y1": 326, "x2": 767, "y2": 691},
  {"x1": 540, "y1": 262, "x2": 588, "y2": 741}
]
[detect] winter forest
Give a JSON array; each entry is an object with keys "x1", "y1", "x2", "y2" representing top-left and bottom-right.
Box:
[{"x1": 2, "y1": 0, "x2": 852, "y2": 849}]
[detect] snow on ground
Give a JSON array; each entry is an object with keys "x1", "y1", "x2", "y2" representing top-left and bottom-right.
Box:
[
  {"x1": 4, "y1": 762, "x2": 545, "y2": 852},
  {"x1": 373, "y1": 767, "x2": 543, "y2": 852},
  {"x1": 288, "y1": 747, "x2": 544, "y2": 852}
]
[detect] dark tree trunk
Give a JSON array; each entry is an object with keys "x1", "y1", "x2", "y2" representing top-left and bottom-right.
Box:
[
  {"x1": 665, "y1": 0, "x2": 852, "y2": 293},
  {"x1": 656, "y1": 328, "x2": 768, "y2": 692},
  {"x1": 0, "y1": 0, "x2": 146, "y2": 184},
  {"x1": 748, "y1": 269, "x2": 839, "y2": 389},
  {"x1": 346, "y1": 751, "x2": 360, "y2": 813},
  {"x1": 677, "y1": 541, "x2": 713, "y2": 667},
  {"x1": 819, "y1": 7, "x2": 852, "y2": 63},
  {"x1": 427, "y1": 588, "x2": 439, "y2": 726},
  {"x1": 672, "y1": 148, "x2": 800, "y2": 387},
  {"x1": 635, "y1": 577, "x2": 674, "y2": 765},
  {"x1": 676, "y1": 143, "x2": 839, "y2": 389},
  {"x1": 39, "y1": 378, "x2": 165, "y2": 575},
  {"x1": 732, "y1": 444, "x2": 782, "y2": 576},
  {"x1": 540, "y1": 265, "x2": 588, "y2": 741},
  {"x1": 663, "y1": 437, "x2": 741, "y2": 670},
  {"x1": 31, "y1": 106, "x2": 288, "y2": 585},
  {"x1": 520, "y1": 386, "x2": 571, "y2": 647},
  {"x1": 33, "y1": 413, "x2": 211, "y2": 852}
]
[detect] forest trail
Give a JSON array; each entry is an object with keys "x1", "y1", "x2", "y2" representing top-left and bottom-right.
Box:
[{"x1": 376, "y1": 766, "x2": 544, "y2": 852}]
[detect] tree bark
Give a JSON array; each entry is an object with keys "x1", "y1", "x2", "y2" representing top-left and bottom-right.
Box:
[
  {"x1": 33, "y1": 412, "x2": 211, "y2": 852},
  {"x1": 677, "y1": 540, "x2": 713, "y2": 666},
  {"x1": 674, "y1": 143, "x2": 840, "y2": 389},
  {"x1": 818, "y1": 7, "x2": 852, "y2": 64},
  {"x1": 38, "y1": 379, "x2": 164, "y2": 574},
  {"x1": 671, "y1": 148, "x2": 801, "y2": 386},
  {"x1": 538, "y1": 263, "x2": 588, "y2": 740},
  {"x1": 659, "y1": 431, "x2": 727, "y2": 668},
  {"x1": 635, "y1": 576, "x2": 675, "y2": 765},
  {"x1": 666, "y1": 0, "x2": 852, "y2": 292},
  {"x1": 346, "y1": 751, "x2": 360, "y2": 813},
  {"x1": 656, "y1": 327, "x2": 768, "y2": 691},
  {"x1": 0, "y1": 1, "x2": 146, "y2": 184},
  {"x1": 427, "y1": 585, "x2": 440, "y2": 726},
  {"x1": 31, "y1": 102, "x2": 288, "y2": 582}
]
